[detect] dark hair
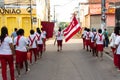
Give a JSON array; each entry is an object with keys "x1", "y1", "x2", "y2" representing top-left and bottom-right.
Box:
[
  {"x1": 98, "y1": 29, "x2": 102, "y2": 33},
  {"x1": 114, "y1": 27, "x2": 120, "y2": 35},
  {"x1": 37, "y1": 29, "x2": 41, "y2": 34},
  {"x1": 87, "y1": 28, "x2": 90, "y2": 32},
  {"x1": 14, "y1": 28, "x2": 17, "y2": 31},
  {"x1": 17, "y1": 29, "x2": 24, "y2": 35},
  {"x1": 30, "y1": 29, "x2": 34, "y2": 34},
  {"x1": 58, "y1": 27, "x2": 61, "y2": 32},
  {"x1": 0, "y1": 26, "x2": 8, "y2": 43}
]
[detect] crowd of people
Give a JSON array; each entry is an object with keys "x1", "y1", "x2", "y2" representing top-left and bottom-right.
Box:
[
  {"x1": 82, "y1": 27, "x2": 120, "y2": 72},
  {"x1": 0, "y1": 26, "x2": 47, "y2": 80}
]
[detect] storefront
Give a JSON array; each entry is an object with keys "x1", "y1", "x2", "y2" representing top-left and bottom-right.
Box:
[{"x1": 0, "y1": 7, "x2": 37, "y2": 36}]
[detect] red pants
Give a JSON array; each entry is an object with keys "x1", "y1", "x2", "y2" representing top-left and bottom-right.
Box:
[
  {"x1": 111, "y1": 48, "x2": 118, "y2": 67},
  {"x1": 0, "y1": 55, "x2": 15, "y2": 80},
  {"x1": 29, "y1": 48, "x2": 37, "y2": 63},
  {"x1": 117, "y1": 54, "x2": 120, "y2": 70},
  {"x1": 57, "y1": 40, "x2": 63, "y2": 47}
]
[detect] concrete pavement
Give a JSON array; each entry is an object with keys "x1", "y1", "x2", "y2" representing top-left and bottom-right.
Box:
[{"x1": 0, "y1": 39, "x2": 119, "y2": 80}]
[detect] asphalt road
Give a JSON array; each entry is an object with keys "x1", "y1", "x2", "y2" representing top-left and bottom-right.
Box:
[{"x1": 1, "y1": 39, "x2": 120, "y2": 80}]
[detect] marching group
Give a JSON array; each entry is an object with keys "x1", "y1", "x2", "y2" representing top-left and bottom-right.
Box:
[
  {"x1": 0, "y1": 26, "x2": 47, "y2": 80},
  {"x1": 81, "y1": 27, "x2": 120, "y2": 71}
]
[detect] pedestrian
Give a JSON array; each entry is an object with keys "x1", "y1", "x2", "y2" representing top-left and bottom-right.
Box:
[
  {"x1": 11, "y1": 28, "x2": 17, "y2": 39},
  {"x1": 14, "y1": 29, "x2": 30, "y2": 77},
  {"x1": 90, "y1": 28, "x2": 97, "y2": 56},
  {"x1": 109, "y1": 27, "x2": 118, "y2": 68},
  {"x1": 36, "y1": 29, "x2": 44, "y2": 58},
  {"x1": 41, "y1": 28, "x2": 47, "y2": 52},
  {"x1": 85, "y1": 28, "x2": 91, "y2": 51},
  {"x1": 28, "y1": 29, "x2": 38, "y2": 64},
  {"x1": 81, "y1": 27, "x2": 87, "y2": 49},
  {"x1": 56, "y1": 27, "x2": 63, "y2": 52},
  {"x1": 114, "y1": 26, "x2": 120, "y2": 71},
  {"x1": 103, "y1": 28, "x2": 109, "y2": 47},
  {"x1": 0, "y1": 26, "x2": 15, "y2": 80},
  {"x1": 95, "y1": 29, "x2": 105, "y2": 60}
]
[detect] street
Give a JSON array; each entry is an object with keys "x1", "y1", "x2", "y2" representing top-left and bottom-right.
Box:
[{"x1": 1, "y1": 39, "x2": 120, "y2": 80}]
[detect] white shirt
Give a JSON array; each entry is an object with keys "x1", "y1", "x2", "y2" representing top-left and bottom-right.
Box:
[
  {"x1": 85, "y1": 32, "x2": 90, "y2": 40},
  {"x1": 82, "y1": 30, "x2": 87, "y2": 38},
  {"x1": 37, "y1": 34, "x2": 43, "y2": 44},
  {"x1": 109, "y1": 33, "x2": 117, "y2": 48},
  {"x1": 115, "y1": 36, "x2": 120, "y2": 54},
  {"x1": 41, "y1": 31, "x2": 47, "y2": 39},
  {"x1": 14, "y1": 36, "x2": 28, "y2": 52},
  {"x1": 56, "y1": 31, "x2": 63, "y2": 40},
  {"x1": 0, "y1": 36, "x2": 13, "y2": 55},
  {"x1": 28, "y1": 34, "x2": 37, "y2": 48},
  {"x1": 95, "y1": 33, "x2": 105, "y2": 44},
  {"x1": 89, "y1": 32, "x2": 94, "y2": 42}
]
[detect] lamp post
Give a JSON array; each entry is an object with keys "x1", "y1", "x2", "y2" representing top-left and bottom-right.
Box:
[
  {"x1": 101, "y1": 0, "x2": 106, "y2": 32},
  {"x1": 54, "y1": 5, "x2": 61, "y2": 22}
]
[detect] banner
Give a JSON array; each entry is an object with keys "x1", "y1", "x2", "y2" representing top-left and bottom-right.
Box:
[{"x1": 63, "y1": 16, "x2": 81, "y2": 42}]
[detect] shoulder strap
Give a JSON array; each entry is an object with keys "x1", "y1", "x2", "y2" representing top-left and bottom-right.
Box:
[
  {"x1": 29, "y1": 36, "x2": 36, "y2": 46},
  {"x1": 16, "y1": 36, "x2": 21, "y2": 46}
]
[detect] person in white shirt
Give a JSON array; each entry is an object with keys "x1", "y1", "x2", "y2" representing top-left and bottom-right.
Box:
[
  {"x1": 41, "y1": 28, "x2": 47, "y2": 52},
  {"x1": 115, "y1": 26, "x2": 120, "y2": 71},
  {"x1": 109, "y1": 27, "x2": 118, "y2": 68},
  {"x1": 14, "y1": 29, "x2": 29, "y2": 77},
  {"x1": 89, "y1": 28, "x2": 97, "y2": 56},
  {"x1": 0, "y1": 26, "x2": 15, "y2": 80},
  {"x1": 28, "y1": 29, "x2": 38, "y2": 64},
  {"x1": 84, "y1": 28, "x2": 91, "y2": 51},
  {"x1": 36, "y1": 29, "x2": 44, "y2": 58},
  {"x1": 81, "y1": 27, "x2": 87, "y2": 49},
  {"x1": 95, "y1": 29, "x2": 105, "y2": 60},
  {"x1": 56, "y1": 27, "x2": 63, "y2": 52}
]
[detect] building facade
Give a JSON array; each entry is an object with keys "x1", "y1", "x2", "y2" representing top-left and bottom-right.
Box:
[{"x1": 0, "y1": 0, "x2": 50, "y2": 36}]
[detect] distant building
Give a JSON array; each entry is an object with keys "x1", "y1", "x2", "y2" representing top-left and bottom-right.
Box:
[{"x1": 78, "y1": 0, "x2": 119, "y2": 34}]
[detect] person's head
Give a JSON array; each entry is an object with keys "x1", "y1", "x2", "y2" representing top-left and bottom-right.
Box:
[
  {"x1": 37, "y1": 29, "x2": 41, "y2": 34},
  {"x1": 17, "y1": 29, "x2": 24, "y2": 36},
  {"x1": 41, "y1": 28, "x2": 44, "y2": 31},
  {"x1": 30, "y1": 29, "x2": 34, "y2": 35},
  {"x1": 98, "y1": 29, "x2": 102, "y2": 33},
  {"x1": 87, "y1": 28, "x2": 90, "y2": 32},
  {"x1": 58, "y1": 27, "x2": 61, "y2": 32},
  {"x1": 93, "y1": 28, "x2": 96, "y2": 32},
  {"x1": 114, "y1": 26, "x2": 120, "y2": 35},
  {"x1": 14, "y1": 28, "x2": 17, "y2": 32},
  {"x1": 0, "y1": 26, "x2": 8, "y2": 43},
  {"x1": 84, "y1": 27, "x2": 87, "y2": 31},
  {"x1": 104, "y1": 28, "x2": 107, "y2": 31}
]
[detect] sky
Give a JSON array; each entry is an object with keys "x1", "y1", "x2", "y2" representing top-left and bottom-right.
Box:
[{"x1": 50, "y1": 0, "x2": 88, "y2": 22}]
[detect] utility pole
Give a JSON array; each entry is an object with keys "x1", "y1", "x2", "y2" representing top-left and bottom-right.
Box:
[
  {"x1": 30, "y1": 0, "x2": 33, "y2": 29},
  {"x1": 101, "y1": 0, "x2": 106, "y2": 32},
  {"x1": 48, "y1": 0, "x2": 50, "y2": 22}
]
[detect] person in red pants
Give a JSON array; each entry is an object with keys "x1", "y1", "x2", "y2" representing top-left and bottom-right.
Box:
[
  {"x1": 28, "y1": 29, "x2": 38, "y2": 64},
  {"x1": 0, "y1": 26, "x2": 15, "y2": 80},
  {"x1": 115, "y1": 26, "x2": 120, "y2": 71},
  {"x1": 109, "y1": 27, "x2": 118, "y2": 68}
]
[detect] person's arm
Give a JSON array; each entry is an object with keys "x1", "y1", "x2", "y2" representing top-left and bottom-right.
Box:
[{"x1": 9, "y1": 43, "x2": 15, "y2": 55}]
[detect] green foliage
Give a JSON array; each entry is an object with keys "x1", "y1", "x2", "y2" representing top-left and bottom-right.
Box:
[{"x1": 59, "y1": 22, "x2": 69, "y2": 30}]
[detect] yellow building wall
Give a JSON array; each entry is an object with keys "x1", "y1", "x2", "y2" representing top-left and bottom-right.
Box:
[{"x1": 0, "y1": 8, "x2": 37, "y2": 37}]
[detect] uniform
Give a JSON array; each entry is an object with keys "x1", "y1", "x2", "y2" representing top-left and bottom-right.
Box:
[
  {"x1": 0, "y1": 36, "x2": 15, "y2": 80},
  {"x1": 28, "y1": 34, "x2": 38, "y2": 63},
  {"x1": 41, "y1": 31, "x2": 47, "y2": 51}
]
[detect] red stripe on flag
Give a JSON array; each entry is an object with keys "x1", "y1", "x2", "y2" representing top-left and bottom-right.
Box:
[
  {"x1": 63, "y1": 16, "x2": 81, "y2": 42},
  {"x1": 65, "y1": 26, "x2": 81, "y2": 42}
]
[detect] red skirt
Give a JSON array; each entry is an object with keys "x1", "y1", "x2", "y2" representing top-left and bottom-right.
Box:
[
  {"x1": 96, "y1": 44, "x2": 103, "y2": 52},
  {"x1": 15, "y1": 50, "x2": 27, "y2": 64},
  {"x1": 90, "y1": 42, "x2": 94, "y2": 49},
  {"x1": 57, "y1": 40, "x2": 63, "y2": 47},
  {"x1": 86, "y1": 40, "x2": 90, "y2": 46}
]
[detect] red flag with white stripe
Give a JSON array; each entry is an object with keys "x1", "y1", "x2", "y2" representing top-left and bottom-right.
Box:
[{"x1": 63, "y1": 16, "x2": 81, "y2": 42}]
